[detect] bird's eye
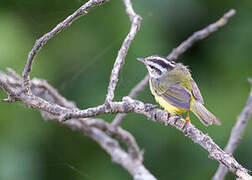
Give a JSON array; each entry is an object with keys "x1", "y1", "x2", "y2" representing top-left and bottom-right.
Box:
[
  {"x1": 149, "y1": 65, "x2": 162, "y2": 75},
  {"x1": 149, "y1": 65, "x2": 155, "y2": 69}
]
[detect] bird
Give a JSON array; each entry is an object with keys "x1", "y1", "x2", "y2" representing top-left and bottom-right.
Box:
[{"x1": 137, "y1": 55, "x2": 221, "y2": 126}]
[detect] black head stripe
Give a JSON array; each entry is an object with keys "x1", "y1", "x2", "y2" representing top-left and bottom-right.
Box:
[
  {"x1": 149, "y1": 59, "x2": 174, "y2": 70},
  {"x1": 149, "y1": 65, "x2": 162, "y2": 75}
]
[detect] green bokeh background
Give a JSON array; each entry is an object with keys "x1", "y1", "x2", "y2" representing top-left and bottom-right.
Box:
[{"x1": 0, "y1": 0, "x2": 252, "y2": 179}]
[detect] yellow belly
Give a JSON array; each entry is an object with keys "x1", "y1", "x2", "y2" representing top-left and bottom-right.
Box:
[
  {"x1": 154, "y1": 93, "x2": 186, "y2": 114},
  {"x1": 149, "y1": 81, "x2": 187, "y2": 115}
]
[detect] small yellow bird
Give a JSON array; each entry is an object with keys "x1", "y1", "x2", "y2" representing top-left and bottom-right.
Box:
[{"x1": 137, "y1": 55, "x2": 221, "y2": 126}]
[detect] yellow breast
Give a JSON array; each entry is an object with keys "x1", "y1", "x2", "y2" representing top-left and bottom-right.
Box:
[{"x1": 149, "y1": 81, "x2": 187, "y2": 115}]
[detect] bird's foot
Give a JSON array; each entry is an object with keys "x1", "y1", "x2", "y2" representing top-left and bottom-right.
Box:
[
  {"x1": 164, "y1": 110, "x2": 171, "y2": 119},
  {"x1": 163, "y1": 110, "x2": 171, "y2": 126},
  {"x1": 182, "y1": 111, "x2": 190, "y2": 128},
  {"x1": 164, "y1": 110, "x2": 170, "y2": 119}
]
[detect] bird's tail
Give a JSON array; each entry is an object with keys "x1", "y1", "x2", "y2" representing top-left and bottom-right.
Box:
[{"x1": 191, "y1": 101, "x2": 221, "y2": 126}]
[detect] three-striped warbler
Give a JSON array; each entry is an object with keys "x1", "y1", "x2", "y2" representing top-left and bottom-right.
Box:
[{"x1": 137, "y1": 55, "x2": 221, "y2": 126}]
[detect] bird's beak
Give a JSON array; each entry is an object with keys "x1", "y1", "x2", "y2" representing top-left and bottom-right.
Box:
[{"x1": 137, "y1": 57, "x2": 146, "y2": 63}]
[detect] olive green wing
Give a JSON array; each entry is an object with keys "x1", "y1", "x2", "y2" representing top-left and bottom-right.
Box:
[
  {"x1": 161, "y1": 84, "x2": 191, "y2": 110},
  {"x1": 190, "y1": 78, "x2": 204, "y2": 104},
  {"x1": 152, "y1": 78, "x2": 191, "y2": 110}
]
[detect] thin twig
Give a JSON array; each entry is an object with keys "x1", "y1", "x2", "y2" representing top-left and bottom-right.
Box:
[
  {"x1": 168, "y1": 9, "x2": 236, "y2": 60},
  {"x1": 128, "y1": 75, "x2": 150, "y2": 99},
  {"x1": 112, "y1": 75, "x2": 149, "y2": 126},
  {"x1": 22, "y1": 0, "x2": 109, "y2": 92},
  {"x1": 105, "y1": 0, "x2": 142, "y2": 104},
  {"x1": 212, "y1": 79, "x2": 252, "y2": 180}
]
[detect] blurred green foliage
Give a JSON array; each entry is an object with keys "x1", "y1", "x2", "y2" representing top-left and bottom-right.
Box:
[{"x1": 0, "y1": 0, "x2": 252, "y2": 179}]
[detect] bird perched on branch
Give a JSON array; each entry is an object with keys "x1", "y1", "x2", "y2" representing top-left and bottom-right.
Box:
[{"x1": 137, "y1": 55, "x2": 220, "y2": 126}]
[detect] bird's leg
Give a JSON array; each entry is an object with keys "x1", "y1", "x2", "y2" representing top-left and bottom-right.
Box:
[
  {"x1": 164, "y1": 110, "x2": 171, "y2": 119},
  {"x1": 186, "y1": 110, "x2": 190, "y2": 123},
  {"x1": 164, "y1": 109, "x2": 171, "y2": 126},
  {"x1": 182, "y1": 110, "x2": 190, "y2": 128}
]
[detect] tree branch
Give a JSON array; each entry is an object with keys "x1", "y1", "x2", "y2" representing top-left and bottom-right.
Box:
[
  {"x1": 105, "y1": 0, "x2": 142, "y2": 104},
  {"x1": 0, "y1": 69, "x2": 156, "y2": 180},
  {"x1": 22, "y1": 0, "x2": 109, "y2": 92},
  {"x1": 167, "y1": 9, "x2": 236, "y2": 60},
  {"x1": 212, "y1": 78, "x2": 252, "y2": 180}
]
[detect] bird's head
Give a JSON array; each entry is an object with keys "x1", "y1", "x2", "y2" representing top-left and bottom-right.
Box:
[{"x1": 137, "y1": 55, "x2": 176, "y2": 78}]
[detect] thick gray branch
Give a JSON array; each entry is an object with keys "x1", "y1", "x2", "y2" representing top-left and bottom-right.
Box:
[
  {"x1": 213, "y1": 79, "x2": 252, "y2": 180},
  {"x1": 0, "y1": 70, "x2": 156, "y2": 180}
]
